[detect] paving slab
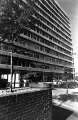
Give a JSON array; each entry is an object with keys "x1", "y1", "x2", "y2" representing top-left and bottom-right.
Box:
[{"x1": 52, "y1": 88, "x2": 78, "y2": 113}]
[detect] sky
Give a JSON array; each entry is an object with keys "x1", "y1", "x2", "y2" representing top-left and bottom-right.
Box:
[{"x1": 56, "y1": 0, "x2": 78, "y2": 74}]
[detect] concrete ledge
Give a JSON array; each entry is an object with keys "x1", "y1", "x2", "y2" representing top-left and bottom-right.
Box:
[{"x1": 0, "y1": 86, "x2": 51, "y2": 97}]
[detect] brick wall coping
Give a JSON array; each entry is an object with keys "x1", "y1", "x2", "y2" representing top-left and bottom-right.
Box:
[{"x1": 0, "y1": 87, "x2": 51, "y2": 98}]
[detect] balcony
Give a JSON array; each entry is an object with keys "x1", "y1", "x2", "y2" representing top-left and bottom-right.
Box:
[
  {"x1": 32, "y1": 14, "x2": 72, "y2": 48},
  {"x1": 37, "y1": 26, "x2": 72, "y2": 52},
  {"x1": 35, "y1": 6, "x2": 71, "y2": 43},
  {"x1": 49, "y1": 0, "x2": 69, "y2": 22},
  {"x1": 37, "y1": 0, "x2": 71, "y2": 33},
  {"x1": 0, "y1": 63, "x2": 69, "y2": 74},
  {"x1": 0, "y1": 49, "x2": 72, "y2": 69},
  {"x1": 21, "y1": 29, "x2": 72, "y2": 58},
  {"x1": 40, "y1": 1, "x2": 70, "y2": 29}
]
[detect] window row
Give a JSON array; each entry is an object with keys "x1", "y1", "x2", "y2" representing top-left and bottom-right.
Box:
[
  {"x1": 35, "y1": 5, "x2": 71, "y2": 41},
  {"x1": 21, "y1": 31, "x2": 72, "y2": 55},
  {"x1": 34, "y1": 22, "x2": 72, "y2": 50},
  {"x1": 0, "y1": 55, "x2": 71, "y2": 72},
  {"x1": 0, "y1": 42, "x2": 72, "y2": 66},
  {"x1": 49, "y1": 0, "x2": 69, "y2": 22},
  {"x1": 46, "y1": 0, "x2": 70, "y2": 26},
  {"x1": 34, "y1": 12, "x2": 71, "y2": 46},
  {"x1": 43, "y1": 0, "x2": 70, "y2": 27},
  {"x1": 36, "y1": 0, "x2": 70, "y2": 33}
]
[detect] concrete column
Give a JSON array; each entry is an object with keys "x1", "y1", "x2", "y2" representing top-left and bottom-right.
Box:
[{"x1": 14, "y1": 73, "x2": 16, "y2": 88}]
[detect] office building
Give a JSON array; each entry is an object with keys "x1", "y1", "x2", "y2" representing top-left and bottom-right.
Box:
[{"x1": 0, "y1": 0, "x2": 73, "y2": 86}]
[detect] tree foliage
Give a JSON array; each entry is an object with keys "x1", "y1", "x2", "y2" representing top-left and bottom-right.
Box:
[{"x1": 0, "y1": 0, "x2": 35, "y2": 40}]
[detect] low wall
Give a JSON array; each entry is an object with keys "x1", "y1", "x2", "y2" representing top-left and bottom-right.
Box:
[{"x1": 0, "y1": 88, "x2": 52, "y2": 120}]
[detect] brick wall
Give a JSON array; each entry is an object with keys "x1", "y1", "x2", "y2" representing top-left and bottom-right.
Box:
[{"x1": 0, "y1": 88, "x2": 52, "y2": 120}]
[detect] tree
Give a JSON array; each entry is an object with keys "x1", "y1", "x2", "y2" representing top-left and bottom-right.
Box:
[
  {"x1": 0, "y1": 0, "x2": 35, "y2": 91},
  {"x1": 0, "y1": 0, "x2": 35, "y2": 41}
]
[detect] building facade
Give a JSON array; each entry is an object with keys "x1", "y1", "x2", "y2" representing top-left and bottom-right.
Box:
[{"x1": 0, "y1": 0, "x2": 73, "y2": 86}]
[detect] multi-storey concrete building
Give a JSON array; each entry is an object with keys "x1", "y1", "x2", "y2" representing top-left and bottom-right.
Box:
[{"x1": 0, "y1": 0, "x2": 73, "y2": 87}]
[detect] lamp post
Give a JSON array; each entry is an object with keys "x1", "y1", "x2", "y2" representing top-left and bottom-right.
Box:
[
  {"x1": 10, "y1": 50, "x2": 13, "y2": 92},
  {"x1": 9, "y1": 32, "x2": 14, "y2": 92},
  {"x1": 43, "y1": 69, "x2": 44, "y2": 82}
]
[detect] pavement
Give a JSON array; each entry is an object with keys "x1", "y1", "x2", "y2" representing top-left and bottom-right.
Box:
[{"x1": 52, "y1": 88, "x2": 78, "y2": 120}]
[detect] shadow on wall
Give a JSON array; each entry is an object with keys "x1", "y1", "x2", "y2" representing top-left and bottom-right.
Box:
[{"x1": 52, "y1": 105, "x2": 73, "y2": 120}]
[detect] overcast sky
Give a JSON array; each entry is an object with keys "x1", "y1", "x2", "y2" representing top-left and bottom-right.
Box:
[{"x1": 56, "y1": 0, "x2": 78, "y2": 73}]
